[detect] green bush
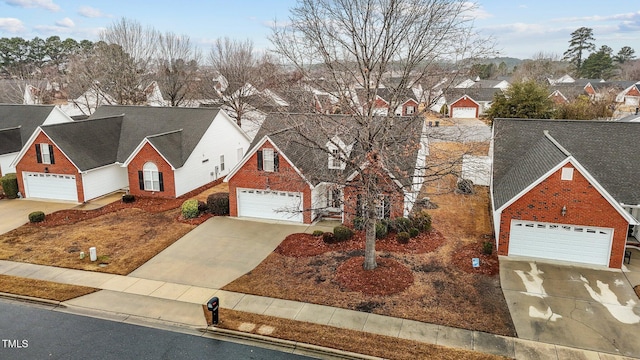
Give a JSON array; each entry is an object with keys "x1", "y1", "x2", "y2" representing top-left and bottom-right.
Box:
[
  {"x1": 409, "y1": 211, "x2": 432, "y2": 233},
  {"x1": 207, "y1": 192, "x2": 230, "y2": 215},
  {"x1": 28, "y1": 211, "x2": 45, "y2": 223},
  {"x1": 0, "y1": 173, "x2": 19, "y2": 199},
  {"x1": 312, "y1": 230, "x2": 324, "y2": 236},
  {"x1": 409, "y1": 228, "x2": 420, "y2": 238},
  {"x1": 322, "y1": 232, "x2": 335, "y2": 244},
  {"x1": 394, "y1": 217, "x2": 412, "y2": 233},
  {"x1": 352, "y1": 217, "x2": 365, "y2": 230},
  {"x1": 333, "y1": 225, "x2": 354, "y2": 242},
  {"x1": 181, "y1": 199, "x2": 199, "y2": 219},
  {"x1": 121, "y1": 194, "x2": 135, "y2": 203},
  {"x1": 482, "y1": 241, "x2": 494, "y2": 255},
  {"x1": 396, "y1": 231, "x2": 410, "y2": 244},
  {"x1": 375, "y1": 221, "x2": 388, "y2": 239}
]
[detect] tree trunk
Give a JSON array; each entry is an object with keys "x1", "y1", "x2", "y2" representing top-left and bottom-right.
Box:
[{"x1": 363, "y1": 213, "x2": 377, "y2": 270}]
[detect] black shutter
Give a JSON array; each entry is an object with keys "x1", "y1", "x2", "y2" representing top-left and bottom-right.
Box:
[
  {"x1": 49, "y1": 144, "x2": 55, "y2": 164},
  {"x1": 158, "y1": 172, "x2": 164, "y2": 192},
  {"x1": 356, "y1": 194, "x2": 362, "y2": 217},
  {"x1": 257, "y1": 150, "x2": 263, "y2": 170},
  {"x1": 138, "y1": 171, "x2": 144, "y2": 190},
  {"x1": 274, "y1": 152, "x2": 279, "y2": 172},
  {"x1": 383, "y1": 196, "x2": 391, "y2": 219},
  {"x1": 35, "y1": 144, "x2": 42, "y2": 163}
]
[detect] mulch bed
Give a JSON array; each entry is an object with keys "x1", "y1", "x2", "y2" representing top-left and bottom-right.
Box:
[
  {"x1": 450, "y1": 239, "x2": 500, "y2": 276},
  {"x1": 335, "y1": 256, "x2": 414, "y2": 295},
  {"x1": 32, "y1": 180, "x2": 222, "y2": 227},
  {"x1": 275, "y1": 229, "x2": 446, "y2": 258}
]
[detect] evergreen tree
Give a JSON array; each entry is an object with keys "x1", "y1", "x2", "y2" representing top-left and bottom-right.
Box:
[
  {"x1": 487, "y1": 80, "x2": 554, "y2": 120},
  {"x1": 563, "y1": 27, "x2": 595, "y2": 71}
]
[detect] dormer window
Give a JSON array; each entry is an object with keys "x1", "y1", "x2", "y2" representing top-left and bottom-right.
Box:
[{"x1": 326, "y1": 135, "x2": 352, "y2": 170}]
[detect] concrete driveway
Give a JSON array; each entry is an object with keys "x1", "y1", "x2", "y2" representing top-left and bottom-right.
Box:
[
  {"x1": 0, "y1": 198, "x2": 77, "y2": 234},
  {"x1": 500, "y1": 257, "x2": 640, "y2": 357},
  {"x1": 129, "y1": 217, "x2": 310, "y2": 289}
]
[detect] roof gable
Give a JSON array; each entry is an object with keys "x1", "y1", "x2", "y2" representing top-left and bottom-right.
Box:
[{"x1": 0, "y1": 104, "x2": 58, "y2": 154}]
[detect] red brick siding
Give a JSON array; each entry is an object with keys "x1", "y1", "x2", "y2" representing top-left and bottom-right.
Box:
[
  {"x1": 584, "y1": 84, "x2": 595, "y2": 95},
  {"x1": 127, "y1": 142, "x2": 176, "y2": 198},
  {"x1": 16, "y1": 132, "x2": 84, "y2": 202},
  {"x1": 228, "y1": 143, "x2": 313, "y2": 223},
  {"x1": 626, "y1": 87, "x2": 640, "y2": 97},
  {"x1": 498, "y1": 164, "x2": 628, "y2": 268},
  {"x1": 342, "y1": 170, "x2": 405, "y2": 226},
  {"x1": 450, "y1": 97, "x2": 479, "y2": 117},
  {"x1": 402, "y1": 100, "x2": 419, "y2": 116}
]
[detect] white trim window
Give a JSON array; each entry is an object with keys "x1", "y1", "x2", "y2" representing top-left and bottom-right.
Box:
[
  {"x1": 561, "y1": 167, "x2": 574, "y2": 181},
  {"x1": 329, "y1": 148, "x2": 343, "y2": 169},
  {"x1": 263, "y1": 148, "x2": 275, "y2": 172},
  {"x1": 143, "y1": 162, "x2": 160, "y2": 191},
  {"x1": 40, "y1": 144, "x2": 51, "y2": 164},
  {"x1": 220, "y1": 155, "x2": 225, "y2": 171}
]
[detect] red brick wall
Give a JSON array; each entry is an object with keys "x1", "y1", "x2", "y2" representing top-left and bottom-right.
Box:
[
  {"x1": 127, "y1": 142, "x2": 176, "y2": 198},
  {"x1": 584, "y1": 84, "x2": 595, "y2": 95},
  {"x1": 342, "y1": 170, "x2": 405, "y2": 226},
  {"x1": 450, "y1": 97, "x2": 479, "y2": 117},
  {"x1": 16, "y1": 131, "x2": 84, "y2": 202},
  {"x1": 228, "y1": 142, "x2": 313, "y2": 223},
  {"x1": 627, "y1": 87, "x2": 640, "y2": 97},
  {"x1": 402, "y1": 100, "x2": 419, "y2": 116},
  {"x1": 498, "y1": 164, "x2": 628, "y2": 268}
]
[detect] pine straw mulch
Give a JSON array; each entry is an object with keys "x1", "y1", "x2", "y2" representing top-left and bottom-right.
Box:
[{"x1": 223, "y1": 186, "x2": 516, "y2": 336}]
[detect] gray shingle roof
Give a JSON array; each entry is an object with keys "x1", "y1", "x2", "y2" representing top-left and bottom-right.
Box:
[
  {"x1": 39, "y1": 106, "x2": 221, "y2": 171},
  {"x1": 493, "y1": 118, "x2": 640, "y2": 209},
  {"x1": 443, "y1": 88, "x2": 501, "y2": 103},
  {"x1": 0, "y1": 104, "x2": 57, "y2": 155},
  {"x1": 250, "y1": 113, "x2": 423, "y2": 188}
]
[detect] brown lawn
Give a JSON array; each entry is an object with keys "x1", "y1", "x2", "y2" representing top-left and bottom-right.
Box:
[
  {"x1": 0, "y1": 274, "x2": 97, "y2": 301},
  {"x1": 0, "y1": 181, "x2": 228, "y2": 275}
]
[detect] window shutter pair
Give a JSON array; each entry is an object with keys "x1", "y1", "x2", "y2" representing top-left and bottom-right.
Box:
[
  {"x1": 138, "y1": 170, "x2": 164, "y2": 191},
  {"x1": 256, "y1": 150, "x2": 279, "y2": 172},
  {"x1": 34, "y1": 144, "x2": 55, "y2": 164}
]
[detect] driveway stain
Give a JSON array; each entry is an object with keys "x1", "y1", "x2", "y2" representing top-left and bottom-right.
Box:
[
  {"x1": 514, "y1": 262, "x2": 563, "y2": 322},
  {"x1": 580, "y1": 276, "x2": 640, "y2": 324}
]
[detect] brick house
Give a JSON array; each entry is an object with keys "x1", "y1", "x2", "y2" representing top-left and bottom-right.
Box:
[
  {"x1": 225, "y1": 113, "x2": 428, "y2": 224},
  {"x1": 13, "y1": 106, "x2": 250, "y2": 202},
  {"x1": 448, "y1": 94, "x2": 480, "y2": 118},
  {"x1": 0, "y1": 104, "x2": 72, "y2": 177},
  {"x1": 491, "y1": 119, "x2": 639, "y2": 268}
]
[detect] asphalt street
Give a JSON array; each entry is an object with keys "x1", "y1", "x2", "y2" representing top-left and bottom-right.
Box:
[{"x1": 0, "y1": 299, "x2": 315, "y2": 360}]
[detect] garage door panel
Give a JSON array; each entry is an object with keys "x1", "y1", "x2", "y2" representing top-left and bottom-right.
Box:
[
  {"x1": 452, "y1": 107, "x2": 476, "y2": 118},
  {"x1": 509, "y1": 220, "x2": 611, "y2": 266},
  {"x1": 237, "y1": 189, "x2": 303, "y2": 222},
  {"x1": 23, "y1": 172, "x2": 78, "y2": 202}
]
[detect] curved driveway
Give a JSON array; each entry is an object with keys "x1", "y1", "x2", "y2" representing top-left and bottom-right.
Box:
[{"x1": 128, "y1": 217, "x2": 312, "y2": 289}]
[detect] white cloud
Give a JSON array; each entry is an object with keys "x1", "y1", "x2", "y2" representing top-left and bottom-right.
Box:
[
  {"x1": 0, "y1": 17, "x2": 25, "y2": 33},
  {"x1": 5, "y1": 0, "x2": 60, "y2": 12},
  {"x1": 553, "y1": 11, "x2": 640, "y2": 23},
  {"x1": 462, "y1": 2, "x2": 492, "y2": 20},
  {"x1": 78, "y1": 5, "x2": 107, "y2": 18},
  {"x1": 55, "y1": 17, "x2": 74, "y2": 28}
]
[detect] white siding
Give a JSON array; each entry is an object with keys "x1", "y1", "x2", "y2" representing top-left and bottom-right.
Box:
[
  {"x1": 82, "y1": 165, "x2": 128, "y2": 201},
  {"x1": 0, "y1": 152, "x2": 17, "y2": 176},
  {"x1": 174, "y1": 112, "x2": 250, "y2": 196},
  {"x1": 44, "y1": 107, "x2": 73, "y2": 125}
]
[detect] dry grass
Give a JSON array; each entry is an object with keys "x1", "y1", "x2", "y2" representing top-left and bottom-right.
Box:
[
  {"x1": 0, "y1": 274, "x2": 97, "y2": 301},
  {"x1": 206, "y1": 308, "x2": 508, "y2": 360}
]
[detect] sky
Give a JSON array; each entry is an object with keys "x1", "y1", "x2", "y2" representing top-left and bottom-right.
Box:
[{"x1": 0, "y1": 0, "x2": 639, "y2": 60}]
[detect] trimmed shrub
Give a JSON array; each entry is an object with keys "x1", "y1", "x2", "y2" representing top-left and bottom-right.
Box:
[
  {"x1": 322, "y1": 232, "x2": 335, "y2": 244},
  {"x1": 375, "y1": 221, "x2": 388, "y2": 239},
  {"x1": 409, "y1": 211, "x2": 432, "y2": 233},
  {"x1": 457, "y1": 178, "x2": 474, "y2": 194},
  {"x1": 1, "y1": 173, "x2": 19, "y2": 199},
  {"x1": 409, "y1": 228, "x2": 420, "y2": 238},
  {"x1": 181, "y1": 199, "x2": 199, "y2": 219},
  {"x1": 121, "y1": 194, "x2": 135, "y2": 203},
  {"x1": 396, "y1": 231, "x2": 410, "y2": 244},
  {"x1": 312, "y1": 230, "x2": 324, "y2": 236},
  {"x1": 482, "y1": 241, "x2": 493, "y2": 255},
  {"x1": 333, "y1": 225, "x2": 354, "y2": 242},
  {"x1": 197, "y1": 200, "x2": 208, "y2": 212},
  {"x1": 394, "y1": 217, "x2": 412, "y2": 233},
  {"x1": 207, "y1": 192, "x2": 230, "y2": 215},
  {"x1": 353, "y1": 217, "x2": 365, "y2": 231},
  {"x1": 28, "y1": 211, "x2": 45, "y2": 223}
]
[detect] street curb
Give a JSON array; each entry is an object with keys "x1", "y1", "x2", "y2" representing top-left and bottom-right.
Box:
[
  {"x1": 200, "y1": 326, "x2": 382, "y2": 360},
  {"x1": 0, "y1": 291, "x2": 66, "y2": 308}
]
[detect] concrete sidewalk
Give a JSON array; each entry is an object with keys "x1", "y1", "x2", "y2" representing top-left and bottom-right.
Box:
[{"x1": 1, "y1": 260, "x2": 635, "y2": 360}]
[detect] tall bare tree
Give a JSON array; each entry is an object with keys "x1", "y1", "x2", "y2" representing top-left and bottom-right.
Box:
[
  {"x1": 156, "y1": 32, "x2": 201, "y2": 106},
  {"x1": 270, "y1": 0, "x2": 492, "y2": 270}
]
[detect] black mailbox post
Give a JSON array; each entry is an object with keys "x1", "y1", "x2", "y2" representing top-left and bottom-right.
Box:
[{"x1": 207, "y1": 297, "x2": 219, "y2": 325}]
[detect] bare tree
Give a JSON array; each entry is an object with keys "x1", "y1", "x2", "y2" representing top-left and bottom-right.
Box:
[
  {"x1": 156, "y1": 32, "x2": 201, "y2": 106},
  {"x1": 270, "y1": 0, "x2": 492, "y2": 270}
]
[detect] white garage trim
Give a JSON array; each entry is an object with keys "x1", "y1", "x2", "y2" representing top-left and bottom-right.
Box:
[
  {"x1": 23, "y1": 172, "x2": 78, "y2": 202},
  {"x1": 237, "y1": 188, "x2": 303, "y2": 223},
  {"x1": 509, "y1": 220, "x2": 612, "y2": 266},
  {"x1": 451, "y1": 107, "x2": 477, "y2": 118}
]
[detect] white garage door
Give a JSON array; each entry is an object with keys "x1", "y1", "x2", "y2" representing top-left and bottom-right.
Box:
[
  {"x1": 23, "y1": 172, "x2": 78, "y2": 202},
  {"x1": 237, "y1": 189, "x2": 303, "y2": 222},
  {"x1": 509, "y1": 220, "x2": 612, "y2": 266},
  {"x1": 451, "y1": 106, "x2": 477, "y2": 118}
]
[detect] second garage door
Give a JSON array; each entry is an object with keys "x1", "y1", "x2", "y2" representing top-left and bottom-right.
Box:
[
  {"x1": 23, "y1": 172, "x2": 78, "y2": 202},
  {"x1": 237, "y1": 189, "x2": 303, "y2": 223},
  {"x1": 451, "y1": 106, "x2": 477, "y2": 118},
  {"x1": 509, "y1": 220, "x2": 612, "y2": 266}
]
